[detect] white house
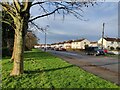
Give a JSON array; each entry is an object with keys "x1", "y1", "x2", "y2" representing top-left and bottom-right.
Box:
[
  {"x1": 51, "y1": 43, "x2": 56, "y2": 48},
  {"x1": 98, "y1": 37, "x2": 120, "y2": 50},
  {"x1": 58, "y1": 42, "x2": 64, "y2": 48},
  {"x1": 63, "y1": 40, "x2": 73, "y2": 49},
  {"x1": 90, "y1": 41, "x2": 98, "y2": 47},
  {"x1": 71, "y1": 38, "x2": 90, "y2": 49},
  {"x1": 52, "y1": 43, "x2": 59, "y2": 48},
  {"x1": 34, "y1": 44, "x2": 41, "y2": 48}
]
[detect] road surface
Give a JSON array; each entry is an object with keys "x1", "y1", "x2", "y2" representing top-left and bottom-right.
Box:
[{"x1": 48, "y1": 50, "x2": 120, "y2": 85}]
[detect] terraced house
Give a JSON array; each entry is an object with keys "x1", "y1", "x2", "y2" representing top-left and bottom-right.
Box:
[
  {"x1": 98, "y1": 37, "x2": 120, "y2": 50},
  {"x1": 63, "y1": 40, "x2": 73, "y2": 49},
  {"x1": 90, "y1": 41, "x2": 98, "y2": 47},
  {"x1": 71, "y1": 38, "x2": 90, "y2": 49}
]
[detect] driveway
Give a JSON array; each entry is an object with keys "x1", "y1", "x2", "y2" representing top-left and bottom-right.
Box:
[{"x1": 48, "y1": 50, "x2": 120, "y2": 85}]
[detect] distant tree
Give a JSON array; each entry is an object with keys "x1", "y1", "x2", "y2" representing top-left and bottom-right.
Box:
[
  {"x1": 0, "y1": 1, "x2": 95, "y2": 76},
  {"x1": 25, "y1": 31, "x2": 37, "y2": 51}
]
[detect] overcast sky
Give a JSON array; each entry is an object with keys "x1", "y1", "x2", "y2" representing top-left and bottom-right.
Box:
[{"x1": 30, "y1": 2, "x2": 118, "y2": 44}]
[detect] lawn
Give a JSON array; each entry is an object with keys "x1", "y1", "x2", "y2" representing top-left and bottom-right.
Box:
[
  {"x1": 2, "y1": 49, "x2": 119, "y2": 88},
  {"x1": 95, "y1": 53, "x2": 119, "y2": 60},
  {"x1": 104, "y1": 54, "x2": 119, "y2": 59}
]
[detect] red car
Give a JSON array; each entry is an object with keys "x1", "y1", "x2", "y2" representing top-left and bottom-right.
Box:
[{"x1": 103, "y1": 49, "x2": 108, "y2": 53}]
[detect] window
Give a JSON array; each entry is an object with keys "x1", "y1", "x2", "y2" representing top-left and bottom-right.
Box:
[
  {"x1": 84, "y1": 42, "x2": 86, "y2": 44},
  {"x1": 111, "y1": 41, "x2": 114, "y2": 44}
]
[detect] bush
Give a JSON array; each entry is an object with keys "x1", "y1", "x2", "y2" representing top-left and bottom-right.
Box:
[
  {"x1": 2, "y1": 47, "x2": 12, "y2": 57},
  {"x1": 110, "y1": 47, "x2": 114, "y2": 50},
  {"x1": 116, "y1": 47, "x2": 120, "y2": 51},
  {"x1": 84, "y1": 45, "x2": 89, "y2": 50}
]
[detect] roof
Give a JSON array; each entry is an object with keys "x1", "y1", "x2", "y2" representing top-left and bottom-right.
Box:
[
  {"x1": 72, "y1": 38, "x2": 85, "y2": 42},
  {"x1": 65, "y1": 40, "x2": 73, "y2": 43},
  {"x1": 57, "y1": 42, "x2": 64, "y2": 44},
  {"x1": 90, "y1": 41, "x2": 97, "y2": 44},
  {"x1": 103, "y1": 37, "x2": 120, "y2": 42},
  {"x1": 51, "y1": 43, "x2": 56, "y2": 45}
]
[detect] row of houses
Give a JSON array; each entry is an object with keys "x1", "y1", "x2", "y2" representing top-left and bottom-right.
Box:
[
  {"x1": 50, "y1": 39, "x2": 99, "y2": 49},
  {"x1": 35, "y1": 37, "x2": 120, "y2": 50}
]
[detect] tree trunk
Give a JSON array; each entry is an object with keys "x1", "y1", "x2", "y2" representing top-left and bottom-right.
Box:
[
  {"x1": 10, "y1": 19, "x2": 25, "y2": 76},
  {"x1": 10, "y1": 34, "x2": 17, "y2": 62},
  {"x1": 9, "y1": 2, "x2": 31, "y2": 76}
]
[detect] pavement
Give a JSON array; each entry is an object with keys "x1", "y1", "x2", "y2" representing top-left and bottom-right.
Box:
[{"x1": 48, "y1": 50, "x2": 120, "y2": 86}]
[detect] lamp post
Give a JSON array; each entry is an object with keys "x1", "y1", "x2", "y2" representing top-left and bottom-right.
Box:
[{"x1": 44, "y1": 25, "x2": 49, "y2": 52}]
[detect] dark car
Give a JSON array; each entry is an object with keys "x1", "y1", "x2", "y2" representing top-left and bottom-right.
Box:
[
  {"x1": 96, "y1": 49, "x2": 105, "y2": 56},
  {"x1": 55, "y1": 47, "x2": 66, "y2": 51},
  {"x1": 59, "y1": 47, "x2": 66, "y2": 51},
  {"x1": 86, "y1": 47, "x2": 105, "y2": 56},
  {"x1": 54, "y1": 48, "x2": 59, "y2": 51}
]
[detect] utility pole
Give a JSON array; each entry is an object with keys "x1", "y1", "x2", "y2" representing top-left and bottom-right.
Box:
[{"x1": 102, "y1": 23, "x2": 105, "y2": 49}]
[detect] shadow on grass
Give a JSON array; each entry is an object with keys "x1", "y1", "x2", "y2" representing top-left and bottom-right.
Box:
[{"x1": 24, "y1": 65, "x2": 74, "y2": 74}]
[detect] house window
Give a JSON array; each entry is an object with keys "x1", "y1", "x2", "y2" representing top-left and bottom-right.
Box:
[
  {"x1": 111, "y1": 41, "x2": 114, "y2": 44},
  {"x1": 84, "y1": 42, "x2": 86, "y2": 45}
]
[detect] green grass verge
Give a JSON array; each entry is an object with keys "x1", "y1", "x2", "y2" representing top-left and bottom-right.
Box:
[
  {"x1": 2, "y1": 49, "x2": 120, "y2": 88},
  {"x1": 106, "y1": 54, "x2": 119, "y2": 57},
  {"x1": 104, "y1": 54, "x2": 119, "y2": 59}
]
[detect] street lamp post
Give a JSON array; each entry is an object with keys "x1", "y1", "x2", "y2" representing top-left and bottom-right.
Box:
[{"x1": 44, "y1": 25, "x2": 49, "y2": 52}]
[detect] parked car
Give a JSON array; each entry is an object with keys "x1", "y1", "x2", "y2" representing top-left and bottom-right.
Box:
[
  {"x1": 59, "y1": 47, "x2": 66, "y2": 51},
  {"x1": 54, "y1": 47, "x2": 66, "y2": 51},
  {"x1": 51, "y1": 47, "x2": 55, "y2": 50},
  {"x1": 103, "y1": 49, "x2": 108, "y2": 53},
  {"x1": 54, "y1": 47, "x2": 59, "y2": 51},
  {"x1": 86, "y1": 47, "x2": 105, "y2": 56}
]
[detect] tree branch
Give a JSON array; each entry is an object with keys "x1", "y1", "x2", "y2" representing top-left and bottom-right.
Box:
[
  {"x1": 1, "y1": 20, "x2": 15, "y2": 30},
  {"x1": 38, "y1": 4, "x2": 48, "y2": 14},
  {"x1": 22, "y1": 0, "x2": 29, "y2": 12},
  {"x1": 2, "y1": 5, "x2": 16, "y2": 20},
  {"x1": 30, "y1": 21, "x2": 44, "y2": 32},
  {"x1": 29, "y1": 7, "x2": 66, "y2": 22},
  {"x1": 13, "y1": 0, "x2": 21, "y2": 12},
  {"x1": 31, "y1": 2, "x2": 45, "y2": 7},
  {"x1": 0, "y1": 2, "x2": 16, "y2": 13}
]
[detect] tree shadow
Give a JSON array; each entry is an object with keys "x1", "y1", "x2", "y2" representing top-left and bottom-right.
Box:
[{"x1": 24, "y1": 65, "x2": 74, "y2": 74}]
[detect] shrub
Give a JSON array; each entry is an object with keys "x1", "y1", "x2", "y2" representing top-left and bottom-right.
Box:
[
  {"x1": 116, "y1": 47, "x2": 120, "y2": 51},
  {"x1": 110, "y1": 47, "x2": 114, "y2": 50},
  {"x1": 2, "y1": 47, "x2": 12, "y2": 57},
  {"x1": 84, "y1": 45, "x2": 89, "y2": 51}
]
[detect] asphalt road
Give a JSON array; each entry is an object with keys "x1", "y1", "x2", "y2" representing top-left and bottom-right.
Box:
[{"x1": 48, "y1": 50, "x2": 120, "y2": 85}]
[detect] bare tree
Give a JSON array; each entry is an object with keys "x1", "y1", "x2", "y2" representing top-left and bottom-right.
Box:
[{"x1": 0, "y1": 0, "x2": 95, "y2": 76}]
